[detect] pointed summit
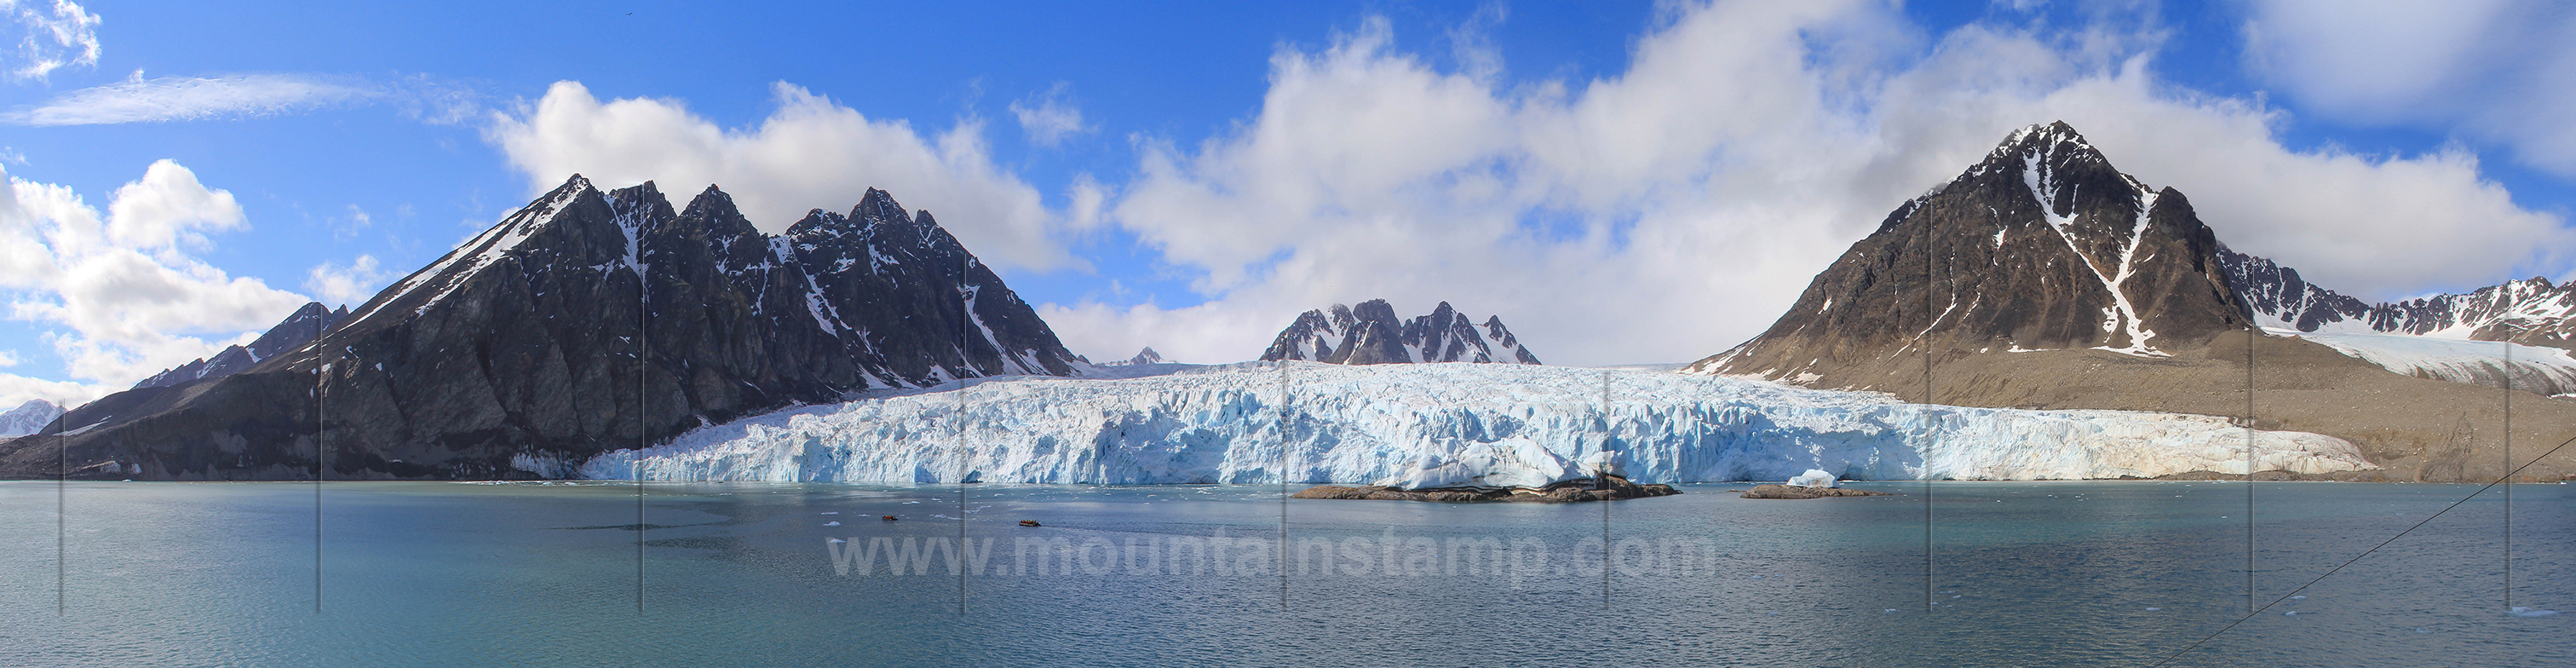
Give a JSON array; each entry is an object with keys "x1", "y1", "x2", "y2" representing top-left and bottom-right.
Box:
[{"x1": 1689, "y1": 120, "x2": 2245, "y2": 380}]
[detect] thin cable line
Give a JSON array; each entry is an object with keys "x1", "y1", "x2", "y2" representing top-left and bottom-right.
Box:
[
  {"x1": 55, "y1": 402, "x2": 64, "y2": 615},
  {"x1": 956, "y1": 256, "x2": 969, "y2": 618},
  {"x1": 2147, "y1": 432, "x2": 2576, "y2": 667},
  {"x1": 316, "y1": 353, "x2": 325, "y2": 613},
  {"x1": 1922, "y1": 222, "x2": 1935, "y2": 613},
  {"x1": 1278, "y1": 360, "x2": 1289, "y2": 609},
  {"x1": 635, "y1": 254, "x2": 647, "y2": 613}
]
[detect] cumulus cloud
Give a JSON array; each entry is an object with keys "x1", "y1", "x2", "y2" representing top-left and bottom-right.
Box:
[
  {"x1": 487, "y1": 81, "x2": 1070, "y2": 270},
  {"x1": 1009, "y1": 83, "x2": 1092, "y2": 148},
  {"x1": 3, "y1": 0, "x2": 100, "y2": 82},
  {"x1": 1047, "y1": 1, "x2": 2573, "y2": 366},
  {"x1": 0, "y1": 160, "x2": 309, "y2": 403},
  {"x1": 2242, "y1": 0, "x2": 2576, "y2": 176},
  {"x1": 4, "y1": 73, "x2": 377, "y2": 126},
  {"x1": 305, "y1": 254, "x2": 394, "y2": 307}
]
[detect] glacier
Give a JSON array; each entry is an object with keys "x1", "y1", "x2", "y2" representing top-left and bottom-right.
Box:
[{"x1": 578, "y1": 362, "x2": 2374, "y2": 486}]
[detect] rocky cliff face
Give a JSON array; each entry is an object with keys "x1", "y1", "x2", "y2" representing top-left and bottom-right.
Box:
[
  {"x1": 132, "y1": 302, "x2": 348, "y2": 390},
  {"x1": 2222, "y1": 247, "x2": 2576, "y2": 348},
  {"x1": 1687, "y1": 121, "x2": 2248, "y2": 378},
  {"x1": 1, "y1": 176, "x2": 1081, "y2": 481},
  {"x1": 1259, "y1": 299, "x2": 1541, "y2": 365}
]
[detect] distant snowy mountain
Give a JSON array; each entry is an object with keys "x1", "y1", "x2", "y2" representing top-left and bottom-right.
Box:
[
  {"x1": 2219, "y1": 248, "x2": 2576, "y2": 394},
  {"x1": 133, "y1": 302, "x2": 348, "y2": 390},
  {"x1": 2220, "y1": 247, "x2": 2576, "y2": 344},
  {"x1": 1096, "y1": 347, "x2": 1166, "y2": 366},
  {"x1": 583, "y1": 363, "x2": 2373, "y2": 485},
  {"x1": 1259, "y1": 299, "x2": 1541, "y2": 365},
  {"x1": 0, "y1": 400, "x2": 63, "y2": 437}
]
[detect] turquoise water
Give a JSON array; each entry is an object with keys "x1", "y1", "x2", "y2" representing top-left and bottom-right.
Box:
[{"x1": 2, "y1": 481, "x2": 2567, "y2": 666}]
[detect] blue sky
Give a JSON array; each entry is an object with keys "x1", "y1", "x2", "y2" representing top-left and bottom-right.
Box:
[{"x1": 1, "y1": 0, "x2": 2573, "y2": 405}]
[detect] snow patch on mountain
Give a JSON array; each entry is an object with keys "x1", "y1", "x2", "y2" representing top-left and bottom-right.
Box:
[
  {"x1": 2281, "y1": 331, "x2": 2576, "y2": 397},
  {"x1": 579, "y1": 363, "x2": 2373, "y2": 485}
]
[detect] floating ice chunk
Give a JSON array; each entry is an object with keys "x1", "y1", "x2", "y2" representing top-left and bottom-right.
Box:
[
  {"x1": 824, "y1": 521, "x2": 842, "y2": 527},
  {"x1": 2510, "y1": 607, "x2": 2559, "y2": 617},
  {"x1": 2283, "y1": 611, "x2": 2297, "y2": 616},
  {"x1": 820, "y1": 511, "x2": 838, "y2": 515},
  {"x1": 1787, "y1": 469, "x2": 1838, "y2": 488},
  {"x1": 2144, "y1": 608, "x2": 2159, "y2": 611},
  {"x1": 2291, "y1": 595, "x2": 2305, "y2": 600},
  {"x1": 827, "y1": 538, "x2": 846, "y2": 544}
]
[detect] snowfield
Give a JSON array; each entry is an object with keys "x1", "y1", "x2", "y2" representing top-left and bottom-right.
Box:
[
  {"x1": 2283, "y1": 330, "x2": 2576, "y2": 396},
  {"x1": 578, "y1": 362, "x2": 2374, "y2": 487}
]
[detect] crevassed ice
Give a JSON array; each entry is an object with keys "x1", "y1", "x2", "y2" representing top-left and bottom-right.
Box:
[{"x1": 579, "y1": 362, "x2": 2375, "y2": 487}]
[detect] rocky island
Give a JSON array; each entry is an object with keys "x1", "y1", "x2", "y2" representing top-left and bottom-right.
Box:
[{"x1": 1291, "y1": 475, "x2": 1679, "y2": 503}]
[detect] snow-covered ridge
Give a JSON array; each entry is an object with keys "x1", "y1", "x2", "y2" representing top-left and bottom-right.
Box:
[
  {"x1": 2221, "y1": 246, "x2": 2576, "y2": 342},
  {"x1": 579, "y1": 363, "x2": 2373, "y2": 486},
  {"x1": 2282, "y1": 331, "x2": 2576, "y2": 397}
]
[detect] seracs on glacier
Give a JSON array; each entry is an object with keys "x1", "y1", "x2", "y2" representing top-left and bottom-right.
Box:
[{"x1": 578, "y1": 362, "x2": 2373, "y2": 487}]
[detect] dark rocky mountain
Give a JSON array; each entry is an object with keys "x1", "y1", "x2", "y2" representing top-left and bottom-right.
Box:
[
  {"x1": 2221, "y1": 247, "x2": 2576, "y2": 348},
  {"x1": 1681, "y1": 121, "x2": 2576, "y2": 483},
  {"x1": 1687, "y1": 121, "x2": 2248, "y2": 378},
  {"x1": 0, "y1": 400, "x2": 62, "y2": 437},
  {"x1": 1259, "y1": 299, "x2": 1541, "y2": 365},
  {"x1": 133, "y1": 302, "x2": 348, "y2": 390},
  {"x1": 0, "y1": 176, "x2": 1079, "y2": 480},
  {"x1": 1098, "y1": 347, "x2": 1165, "y2": 366}
]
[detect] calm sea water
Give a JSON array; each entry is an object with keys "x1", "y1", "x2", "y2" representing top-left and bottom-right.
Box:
[{"x1": 2, "y1": 481, "x2": 2567, "y2": 667}]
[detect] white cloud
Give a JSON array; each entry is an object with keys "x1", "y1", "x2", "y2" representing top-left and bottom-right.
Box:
[
  {"x1": 2242, "y1": 0, "x2": 2576, "y2": 176},
  {"x1": 4, "y1": 73, "x2": 376, "y2": 126},
  {"x1": 0, "y1": 160, "x2": 308, "y2": 400},
  {"x1": 487, "y1": 81, "x2": 1072, "y2": 270},
  {"x1": 103, "y1": 158, "x2": 245, "y2": 250},
  {"x1": 1048, "y1": 1, "x2": 2574, "y2": 366},
  {"x1": 1009, "y1": 83, "x2": 1091, "y2": 148},
  {"x1": 305, "y1": 254, "x2": 394, "y2": 308},
  {"x1": 3, "y1": 0, "x2": 99, "y2": 82}
]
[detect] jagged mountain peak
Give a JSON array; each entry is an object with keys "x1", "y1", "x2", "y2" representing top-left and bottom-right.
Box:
[
  {"x1": 1260, "y1": 299, "x2": 1541, "y2": 366},
  {"x1": 2221, "y1": 246, "x2": 2576, "y2": 348},
  {"x1": 21, "y1": 177, "x2": 1084, "y2": 481},
  {"x1": 132, "y1": 300, "x2": 348, "y2": 390},
  {"x1": 854, "y1": 187, "x2": 916, "y2": 226}
]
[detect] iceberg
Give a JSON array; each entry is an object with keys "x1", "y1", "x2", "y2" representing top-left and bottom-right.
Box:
[
  {"x1": 1786, "y1": 469, "x2": 1838, "y2": 488},
  {"x1": 579, "y1": 362, "x2": 2374, "y2": 486}
]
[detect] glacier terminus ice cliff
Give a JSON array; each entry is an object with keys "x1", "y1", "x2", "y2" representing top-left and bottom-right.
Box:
[{"x1": 580, "y1": 362, "x2": 2374, "y2": 487}]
